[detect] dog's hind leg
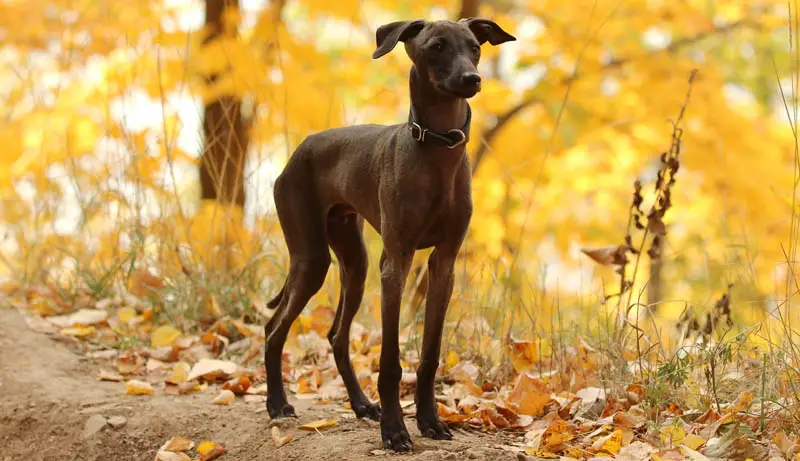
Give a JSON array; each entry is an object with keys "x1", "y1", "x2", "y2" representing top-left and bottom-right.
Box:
[
  {"x1": 264, "y1": 168, "x2": 331, "y2": 419},
  {"x1": 327, "y1": 213, "x2": 381, "y2": 421}
]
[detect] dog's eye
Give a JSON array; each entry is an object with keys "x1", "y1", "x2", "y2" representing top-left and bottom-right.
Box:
[
  {"x1": 431, "y1": 42, "x2": 444, "y2": 51},
  {"x1": 471, "y1": 45, "x2": 481, "y2": 54}
]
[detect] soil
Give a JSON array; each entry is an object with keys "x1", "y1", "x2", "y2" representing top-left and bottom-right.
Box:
[{"x1": 0, "y1": 308, "x2": 523, "y2": 461}]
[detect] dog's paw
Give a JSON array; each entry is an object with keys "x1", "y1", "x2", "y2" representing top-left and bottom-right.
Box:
[
  {"x1": 353, "y1": 401, "x2": 381, "y2": 421},
  {"x1": 381, "y1": 428, "x2": 413, "y2": 452},
  {"x1": 381, "y1": 416, "x2": 413, "y2": 452},
  {"x1": 417, "y1": 415, "x2": 453, "y2": 440},
  {"x1": 266, "y1": 398, "x2": 296, "y2": 419}
]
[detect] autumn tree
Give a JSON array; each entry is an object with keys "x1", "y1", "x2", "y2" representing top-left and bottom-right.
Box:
[{"x1": 200, "y1": 0, "x2": 248, "y2": 208}]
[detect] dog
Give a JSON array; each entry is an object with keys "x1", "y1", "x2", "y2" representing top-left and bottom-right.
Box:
[{"x1": 263, "y1": 17, "x2": 515, "y2": 451}]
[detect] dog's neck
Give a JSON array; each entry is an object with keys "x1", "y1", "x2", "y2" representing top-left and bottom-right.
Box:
[{"x1": 408, "y1": 66, "x2": 470, "y2": 138}]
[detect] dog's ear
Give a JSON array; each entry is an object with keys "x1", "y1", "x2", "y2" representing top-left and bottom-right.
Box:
[
  {"x1": 372, "y1": 19, "x2": 425, "y2": 59},
  {"x1": 460, "y1": 18, "x2": 516, "y2": 46}
]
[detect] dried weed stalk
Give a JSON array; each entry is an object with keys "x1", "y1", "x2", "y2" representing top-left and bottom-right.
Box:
[{"x1": 582, "y1": 69, "x2": 698, "y2": 320}]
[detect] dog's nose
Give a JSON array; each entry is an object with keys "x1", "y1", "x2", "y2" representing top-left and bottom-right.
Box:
[{"x1": 461, "y1": 72, "x2": 481, "y2": 87}]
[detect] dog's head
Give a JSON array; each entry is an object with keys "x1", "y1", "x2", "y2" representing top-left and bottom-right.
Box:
[{"x1": 372, "y1": 18, "x2": 516, "y2": 99}]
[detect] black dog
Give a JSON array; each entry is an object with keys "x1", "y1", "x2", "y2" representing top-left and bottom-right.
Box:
[{"x1": 264, "y1": 18, "x2": 515, "y2": 451}]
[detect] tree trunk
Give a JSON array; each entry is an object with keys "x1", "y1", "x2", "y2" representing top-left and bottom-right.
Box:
[
  {"x1": 458, "y1": 0, "x2": 480, "y2": 19},
  {"x1": 199, "y1": 0, "x2": 247, "y2": 207}
]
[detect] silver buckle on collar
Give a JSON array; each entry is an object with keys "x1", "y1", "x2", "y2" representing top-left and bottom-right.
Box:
[
  {"x1": 409, "y1": 122, "x2": 425, "y2": 142},
  {"x1": 446, "y1": 129, "x2": 467, "y2": 149}
]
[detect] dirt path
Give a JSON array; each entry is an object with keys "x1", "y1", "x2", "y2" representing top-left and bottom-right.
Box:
[{"x1": 0, "y1": 308, "x2": 523, "y2": 461}]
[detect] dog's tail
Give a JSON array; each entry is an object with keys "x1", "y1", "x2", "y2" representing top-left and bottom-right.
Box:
[{"x1": 266, "y1": 282, "x2": 286, "y2": 310}]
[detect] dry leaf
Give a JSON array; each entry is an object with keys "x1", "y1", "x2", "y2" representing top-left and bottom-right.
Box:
[
  {"x1": 592, "y1": 429, "x2": 623, "y2": 454},
  {"x1": 298, "y1": 419, "x2": 338, "y2": 431},
  {"x1": 152, "y1": 325, "x2": 182, "y2": 348},
  {"x1": 509, "y1": 338, "x2": 538, "y2": 373},
  {"x1": 166, "y1": 362, "x2": 191, "y2": 385},
  {"x1": 118, "y1": 307, "x2": 137, "y2": 324},
  {"x1": 67, "y1": 308, "x2": 108, "y2": 326},
  {"x1": 271, "y1": 426, "x2": 293, "y2": 448},
  {"x1": 727, "y1": 391, "x2": 754, "y2": 413},
  {"x1": 61, "y1": 326, "x2": 96, "y2": 337},
  {"x1": 581, "y1": 245, "x2": 628, "y2": 266},
  {"x1": 97, "y1": 370, "x2": 125, "y2": 382},
  {"x1": 197, "y1": 441, "x2": 218, "y2": 456},
  {"x1": 508, "y1": 373, "x2": 550, "y2": 416},
  {"x1": 212, "y1": 389, "x2": 235, "y2": 405},
  {"x1": 222, "y1": 376, "x2": 251, "y2": 396},
  {"x1": 445, "y1": 350, "x2": 460, "y2": 371},
  {"x1": 682, "y1": 434, "x2": 706, "y2": 451},
  {"x1": 197, "y1": 441, "x2": 225, "y2": 460},
  {"x1": 187, "y1": 359, "x2": 237, "y2": 382},
  {"x1": 125, "y1": 379, "x2": 155, "y2": 396},
  {"x1": 201, "y1": 446, "x2": 225, "y2": 461},
  {"x1": 161, "y1": 436, "x2": 194, "y2": 452},
  {"x1": 155, "y1": 451, "x2": 190, "y2": 461}
]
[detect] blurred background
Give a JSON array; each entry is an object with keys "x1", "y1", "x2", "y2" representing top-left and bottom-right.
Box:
[{"x1": 0, "y1": 0, "x2": 798, "y2": 356}]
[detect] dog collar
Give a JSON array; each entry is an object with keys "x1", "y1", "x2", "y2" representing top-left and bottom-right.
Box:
[{"x1": 407, "y1": 104, "x2": 471, "y2": 149}]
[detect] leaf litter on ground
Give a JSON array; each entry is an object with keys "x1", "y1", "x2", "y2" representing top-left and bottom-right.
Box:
[{"x1": 3, "y1": 281, "x2": 797, "y2": 460}]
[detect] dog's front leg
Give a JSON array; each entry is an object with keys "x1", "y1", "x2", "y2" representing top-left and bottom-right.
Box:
[
  {"x1": 415, "y1": 245, "x2": 458, "y2": 440},
  {"x1": 377, "y1": 250, "x2": 414, "y2": 452}
]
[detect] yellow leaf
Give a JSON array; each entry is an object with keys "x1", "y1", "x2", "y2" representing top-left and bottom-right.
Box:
[
  {"x1": 125, "y1": 379, "x2": 155, "y2": 395},
  {"x1": 682, "y1": 434, "x2": 707, "y2": 451},
  {"x1": 61, "y1": 326, "x2": 96, "y2": 337},
  {"x1": 197, "y1": 441, "x2": 218, "y2": 456},
  {"x1": 152, "y1": 325, "x2": 182, "y2": 348},
  {"x1": 524, "y1": 449, "x2": 558, "y2": 459},
  {"x1": 118, "y1": 307, "x2": 137, "y2": 324},
  {"x1": 167, "y1": 362, "x2": 191, "y2": 384},
  {"x1": 593, "y1": 429, "x2": 623, "y2": 454},
  {"x1": 728, "y1": 391, "x2": 754, "y2": 413},
  {"x1": 660, "y1": 425, "x2": 686, "y2": 446},
  {"x1": 445, "y1": 350, "x2": 460, "y2": 371},
  {"x1": 298, "y1": 419, "x2": 338, "y2": 431}
]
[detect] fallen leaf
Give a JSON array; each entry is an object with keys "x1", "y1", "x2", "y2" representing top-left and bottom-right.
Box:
[
  {"x1": 592, "y1": 429, "x2": 623, "y2": 455},
  {"x1": 125, "y1": 379, "x2": 155, "y2": 396},
  {"x1": 161, "y1": 436, "x2": 194, "y2": 452},
  {"x1": 197, "y1": 441, "x2": 225, "y2": 460},
  {"x1": 152, "y1": 325, "x2": 182, "y2": 348},
  {"x1": 68, "y1": 308, "x2": 108, "y2": 326},
  {"x1": 212, "y1": 389, "x2": 235, "y2": 405},
  {"x1": 61, "y1": 326, "x2": 96, "y2": 337},
  {"x1": 118, "y1": 307, "x2": 137, "y2": 324},
  {"x1": 727, "y1": 391, "x2": 754, "y2": 413},
  {"x1": 197, "y1": 441, "x2": 218, "y2": 456},
  {"x1": 147, "y1": 358, "x2": 170, "y2": 372},
  {"x1": 187, "y1": 359, "x2": 237, "y2": 382},
  {"x1": 617, "y1": 441, "x2": 656, "y2": 461},
  {"x1": 445, "y1": 350, "x2": 460, "y2": 371},
  {"x1": 155, "y1": 451, "x2": 190, "y2": 461},
  {"x1": 97, "y1": 370, "x2": 125, "y2": 382},
  {"x1": 201, "y1": 446, "x2": 225, "y2": 461},
  {"x1": 509, "y1": 338, "x2": 538, "y2": 373},
  {"x1": 222, "y1": 376, "x2": 251, "y2": 395},
  {"x1": 508, "y1": 373, "x2": 550, "y2": 416},
  {"x1": 167, "y1": 362, "x2": 191, "y2": 385},
  {"x1": 271, "y1": 426, "x2": 293, "y2": 448},
  {"x1": 682, "y1": 434, "x2": 706, "y2": 451},
  {"x1": 298, "y1": 419, "x2": 338, "y2": 431}
]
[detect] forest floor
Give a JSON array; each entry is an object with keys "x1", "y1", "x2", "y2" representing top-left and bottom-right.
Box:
[{"x1": 0, "y1": 307, "x2": 523, "y2": 461}]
